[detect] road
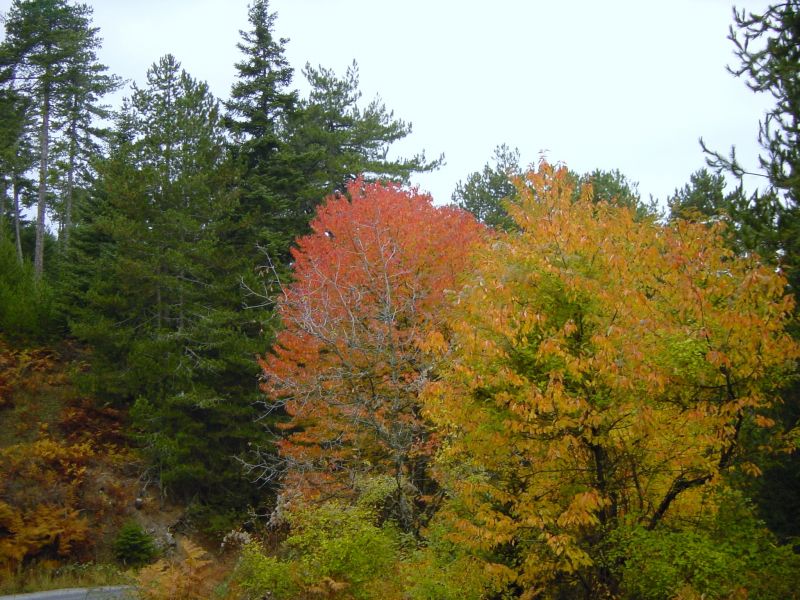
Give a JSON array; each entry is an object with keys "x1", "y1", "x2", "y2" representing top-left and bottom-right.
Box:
[{"x1": 0, "y1": 587, "x2": 136, "y2": 600}]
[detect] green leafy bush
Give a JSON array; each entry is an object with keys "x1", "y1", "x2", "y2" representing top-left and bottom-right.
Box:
[
  {"x1": 113, "y1": 521, "x2": 157, "y2": 568},
  {"x1": 610, "y1": 491, "x2": 800, "y2": 599},
  {"x1": 236, "y1": 544, "x2": 299, "y2": 600},
  {"x1": 235, "y1": 501, "x2": 402, "y2": 599},
  {"x1": 402, "y1": 520, "x2": 493, "y2": 600}
]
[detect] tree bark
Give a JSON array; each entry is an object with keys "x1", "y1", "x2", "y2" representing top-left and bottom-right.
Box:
[
  {"x1": 0, "y1": 178, "x2": 6, "y2": 243},
  {"x1": 34, "y1": 84, "x2": 51, "y2": 279},
  {"x1": 64, "y1": 127, "x2": 76, "y2": 251},
  {"x1": 13, "y1": 178, "x2": 23, "y2": 264}
]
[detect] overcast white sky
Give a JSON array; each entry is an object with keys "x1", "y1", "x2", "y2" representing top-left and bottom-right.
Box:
[{"x1": 1, "y1": 0, "x2": 777, "y2": 205}]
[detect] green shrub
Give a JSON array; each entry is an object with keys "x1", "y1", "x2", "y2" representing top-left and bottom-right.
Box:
[
  {"x1": 112, "y1": 521, "x2": 157, "y2": 568},
  {"x1": 0, "y1": 237, "x2": 57, "y2": 340},
  {"x1": 236, "y1": 543, "x2": 299, "y2": 600},
  {"x1": 235, "y1": 501, "x2": 402, "y2": 600},
  {"x1": 610, "y1": 490, "x2": 800, "y2": 599}
]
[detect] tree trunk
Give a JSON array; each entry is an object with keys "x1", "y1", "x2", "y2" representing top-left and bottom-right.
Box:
[
  {"x1": 64, "y1": 128, "x2": 76, "y2": 251},
  {"x1": 34, "y1": 85, "x2": 51, "y2": 279},
  {"x1": 13, "y1": 177, "x2": 23, "y2": 264},
  {"x1": 0, "y1": 178, "x2": 6, "y2": 243}
]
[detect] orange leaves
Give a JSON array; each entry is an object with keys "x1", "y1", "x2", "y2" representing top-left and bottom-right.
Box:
[
  {"x1": 424, "y1": 160, "x2": 799, "y2": 593},
  {"x1": 261, "y1": 179, "x2": 484, "y2": 524},
  {"x1": 0, "y1": 340, "x2": 137, "y2": 574}
]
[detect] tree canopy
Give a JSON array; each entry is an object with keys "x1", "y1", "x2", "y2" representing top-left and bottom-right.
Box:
[
  {"x1": 424, "y1": 161, "x2": 798, "y2": 597},
  {"x1": 258, "y1": 179, "x2": 484, "y2": 533}
]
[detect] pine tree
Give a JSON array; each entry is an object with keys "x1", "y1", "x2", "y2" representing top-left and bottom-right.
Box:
[
  {"x1": 68, "y1": 56, "x2": 266, "y2": 509},
  {"x1": 0, "y1": 84, "x2": 35, "y2": 263},
  {"x1": 50, "y1": 40, "x2": 120, "y2": 251},
  {"x1": 702, "y1": 1, "x2": 800, "y2": 290},
  {"x1": 225, "y1": 0, "x2": 300, "y2": 265},
  {"x1": 452, "y1": 144, "x2": 521, "y2": 230},
  {"x1": 453, "y1": 146, "x2": 653, "y2": 230},
  {"x1": 700, "y1": 3, "x2": 800, "y2": 540},
  {"x1": 0, "y1": 0, "x2": 117, "y2": 278},
  {"x1": 291, "y1": 60, "x2": 442, "y2": 211}
]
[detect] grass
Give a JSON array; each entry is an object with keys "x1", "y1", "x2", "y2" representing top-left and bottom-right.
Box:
[{"x1": 0, "y1": 561, "x2": 135, "y2": 595}]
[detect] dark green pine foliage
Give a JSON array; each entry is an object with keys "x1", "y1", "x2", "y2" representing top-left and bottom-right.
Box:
[
  {"x1": 578, "y1": 168, "x2": 658, "y2": 219},
  {"x1": 290, "y1": 60, "x2": 443, "y2": 211},
  {"x1": 703, "y1": 1, "x2": 800, "y2": 291},
  {"x1": 49, "y1": 32, "x2": 121, "y2": 252},
  {"x1": 667, "y1": 168, "x2": 782, "y2": 259},
  {"x1": 453, "y1": 145, "x2": 653, "y2": 229},
  {"x1": 0, "y1": 0, "x2": 115, "y2": 279},
  {"x1": 452, "y1": 144, "x2": 521, "y2": 230},
  {"x1": 225, "y1": 0, "x2": 301, "y2": 266},
  {"x1": 668, "y1": 168, "x2": 734, "y2": 220},
  {"x1": 68, "y1": 55, "x2": 267, "y2": 512},
  {"x1": 731, "y1": 1, "x2": 800, "y2": 203},
  {"x1": 700, "y1": 2, "x2": 800, "y2": 542}
]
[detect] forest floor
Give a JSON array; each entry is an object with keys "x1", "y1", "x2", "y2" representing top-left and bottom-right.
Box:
[{"x1": 0, "y1": 337, "x2": 234, "y2": 596}]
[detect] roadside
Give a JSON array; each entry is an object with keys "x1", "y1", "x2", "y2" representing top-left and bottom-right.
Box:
[{"x1": 0, "y1": 586, "x2": 136, "y2": 599}]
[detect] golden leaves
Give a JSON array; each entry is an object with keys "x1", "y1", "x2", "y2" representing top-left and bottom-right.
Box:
[
  {"x1": 137, "y1": 538, "x2": 215, "y2": 600},
  {"x1": 424, "y1": 160, "x2": 799, "y2": 593}
]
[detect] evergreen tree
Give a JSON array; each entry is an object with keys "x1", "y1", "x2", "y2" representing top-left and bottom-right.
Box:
[
  {"x1": 578, "y1": 167, "x2": 655, "y2": 218},
  {"x1": 290, "y1": 60, "x2": 443, "y2": 218},
  {"x1": 452, "y1": 144, "x2": 521, "y2": 230},
  {"x1": 225, "y1": 0, "x2": 300, "y2": 264},
  {"x1": 0, "y1": 0, "x2": 116, "y2": 278},
  {"x1": 702, "y1": 1, "x2": 800, "y2": 290},
  {"x1": 68, "y1": 55, "x2": 266, "y2": 512},
  {"x1": 50, "y1": 40, "x2": 120, "y2": 251},
  {"x1": 0, "y1": 84, "x2": 35, "y2": 263},
  {"x1": 454, "y1": 145, "x2": 653, "y2": 228},
  {"x1": 668, "y1": 168, "x2": 731, "y2": 220},
  {"x1": 700, "y1": 2, "x2": 800, "y2": 541}
]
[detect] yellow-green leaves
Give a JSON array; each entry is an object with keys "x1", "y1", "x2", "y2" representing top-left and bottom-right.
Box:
[{"x1": 424, "y1": 160, "x2": 798, "y2": 596}]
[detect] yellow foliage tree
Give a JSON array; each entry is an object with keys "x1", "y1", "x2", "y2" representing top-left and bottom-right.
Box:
[{"x1": 423, "y1": 161, "x2": 798, "y2": 597}]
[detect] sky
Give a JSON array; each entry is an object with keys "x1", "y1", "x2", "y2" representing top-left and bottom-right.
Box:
[{"x1": 0, "y1": 0, "x2": 777, "y2": 206}]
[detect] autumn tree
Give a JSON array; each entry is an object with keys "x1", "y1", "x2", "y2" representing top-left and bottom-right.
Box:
[
  {"x1": 257, "y1": 180, "x2": 484, "y2": 533},
  {"x1": 423, "y1": 162, "x2": 798, "y2": 597}
]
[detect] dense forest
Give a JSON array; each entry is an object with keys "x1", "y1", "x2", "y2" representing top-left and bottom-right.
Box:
[{"x1": 1, "y1": 0, "x2": 799, "y2": 598}]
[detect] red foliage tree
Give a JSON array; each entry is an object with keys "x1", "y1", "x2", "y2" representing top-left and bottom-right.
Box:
[{"x1": 257, "y1": 179, "x2": 484, "y2": 531}]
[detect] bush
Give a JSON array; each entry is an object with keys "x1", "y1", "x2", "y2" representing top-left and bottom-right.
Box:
[
  {"x1": 402, "y1": 515, "x2": 506, "y2": 600},
  {"x1": 610, "y1": 491, "x2": 800, "y2": 599},
  {"x1": 235, "y1": 501, "x2": 403, "y2": 600},
  {"x1": 113, "y1": 521, "x2": 157, "y2": 567},
  {"x1": 236, "y1": 544, "x2": 299, "y2": 600},
  {"x1": 0, "y1": 237, "x2": 57, "y2": 341}
]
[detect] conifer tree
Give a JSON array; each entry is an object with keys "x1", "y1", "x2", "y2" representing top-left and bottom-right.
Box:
[
  {"x1": 50, "y1": 42, "x2": 120, "y2": 251},
  {"x1": 0, "y1": 0, "x2": 117, "y2": 278},
  {"x1": 291, "y1": 60, "x2": 442, "y2": 211},
  {"x1": 225, "y1": 0, "x2": 300, "y2": 264},
  {"x1": 452, "y1": 144, "x2": 521, "y2": 230},
  {"x1": 700, "y1": 2, "x2": 800, "y2": 540},
  {"x1": 69, "y1": 56, "x2": 266, "y2": 509},
  {"x1": 0, "y1": 85, "x2": 35, "y2": 263},
  {"x1": 702, "y1": 1, "x2": 800, "y2": 290}
]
